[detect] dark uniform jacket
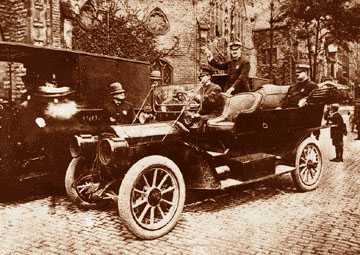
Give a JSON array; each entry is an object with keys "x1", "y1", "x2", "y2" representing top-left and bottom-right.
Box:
[
  {"x1": 329, "y1": 112, "x2": 347, "y2": 143},
  {"x1": 199, "y1": 82, "x2": 224, "y2": 116},
  {"x1": 104, "y1": 99, "x2": 135, "y2": 124},
  {"x1": 209, "y1": 57, "x2": 250, "y2": 94},
  {"x1": 281, "y1": 79, "x2": 318, "y2": 108}
]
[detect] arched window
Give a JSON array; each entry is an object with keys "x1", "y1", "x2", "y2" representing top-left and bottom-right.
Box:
[
  {"x1": 151, "y1": 59, "x2": 173, "y2": 85},
  {"x1": 145, "y1": 7, "x2": 170, "y2": 35}
]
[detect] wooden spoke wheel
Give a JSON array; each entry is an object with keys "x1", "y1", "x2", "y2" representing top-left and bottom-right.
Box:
[
  {"x1": 291, "y1": 137, "x2": 323, "y2": 191},
  {"x1": 65, "y1": 157, "x2": 108, "y2": 209},
  {"x1": 118, "y1": 155, "x2": 185, "y2": 239}
]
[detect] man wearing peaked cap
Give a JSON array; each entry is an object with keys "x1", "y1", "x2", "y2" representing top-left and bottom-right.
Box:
[
  {"x1": 197, "y1": 65, "x2": 224, "y2": 116},
  {"x1": 281, "y1": 63, "x2": 317, "y2": 108},
  {"x1": 205, "y1": 40, "x2": 250, "y2": 95},
  {"x1": 325, "y1": 103, "x2": 347, "y2": 162},
  {"x1": 104, "y1": 82, "x2": 135, "y2": 124}
]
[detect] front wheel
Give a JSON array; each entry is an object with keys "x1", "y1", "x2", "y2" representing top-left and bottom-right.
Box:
[
  {"x1": 291, "y1": 137, "x2": 323, "y2": 191},
  {"x1": 65, "y1": 157, "x2": 108, "y2": 209},
  {"x1": 118, "y1": 155, "x2": 186, "y2": 239}
]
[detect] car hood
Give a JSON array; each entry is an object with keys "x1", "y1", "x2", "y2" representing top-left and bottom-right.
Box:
[{"x1": 110, "y1": 121, "x2": 182, "y2": 143}]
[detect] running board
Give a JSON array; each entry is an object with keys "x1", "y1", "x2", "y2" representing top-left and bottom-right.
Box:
[{"x1": 220, "y1": 164, "x2": 295, "y2": 189}]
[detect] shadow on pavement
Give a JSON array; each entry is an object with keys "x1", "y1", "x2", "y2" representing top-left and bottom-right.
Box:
[
  {"x1": 0, "y1": 179, "x2": 65, "y2": 204},
  {"x1": 185, "y1": 174, "x2": 296, "y2": 213}
]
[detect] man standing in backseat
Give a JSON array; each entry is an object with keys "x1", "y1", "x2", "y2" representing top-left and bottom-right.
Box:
[{"x1": 205, "y1": 41, "x2": 250, "y2": 95}]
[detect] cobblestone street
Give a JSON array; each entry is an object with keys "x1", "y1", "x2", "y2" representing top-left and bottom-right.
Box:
[{"x1": 1, "y1": 127, "x2": 360, "y2": 255}]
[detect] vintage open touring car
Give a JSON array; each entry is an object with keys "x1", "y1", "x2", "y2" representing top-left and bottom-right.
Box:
[{"x1": 65, "y1": 81, "x2": 337, "y2": 239}]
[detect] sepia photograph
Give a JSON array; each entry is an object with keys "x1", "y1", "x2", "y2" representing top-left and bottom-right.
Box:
[{"x1": 0, "y1": 0, "x2": 359, "y2": 254}]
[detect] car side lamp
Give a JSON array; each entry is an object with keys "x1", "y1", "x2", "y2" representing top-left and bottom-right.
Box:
[
  {"x1": 35, "y1": 117, "x2": 46, "y2": 128},
  {"x1": 70, "y1": 134, "x2": 98, "y2": 158},
  {"x1": 98, "y1": 137, "x2": 129, "y2": 166}
]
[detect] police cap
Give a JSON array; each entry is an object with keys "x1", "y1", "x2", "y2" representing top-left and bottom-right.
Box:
[
  {"x1": 229, "y1": 41, "x2": 242, "y2": 50},
  {"x1": 199, "y1": 65, "x2": 214, "y2": 77},
  {"x1": 150, "y1": 70, "x2": 162, "y2": 80},
  {"x1": 331, "y1": 103, "x2": 340, "y2": 110}
]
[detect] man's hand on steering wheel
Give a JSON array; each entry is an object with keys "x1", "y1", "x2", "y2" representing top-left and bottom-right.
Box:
[
  {"x1": 204, "y1": 47, "x2": 214, "y2": 62},
  {"x1": 298, "y1": 97, "x2": 308, "y2": 107},
  {"x1": 225, "y1": 86, "x2": 235, "y2": 96}
]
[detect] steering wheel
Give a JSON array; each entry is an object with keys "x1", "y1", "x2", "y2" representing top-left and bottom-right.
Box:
[{"x1": 174, "y1": 91, "x2": 188, "y2": 102}]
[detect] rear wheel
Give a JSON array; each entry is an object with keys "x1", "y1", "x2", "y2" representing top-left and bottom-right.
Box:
[
  {"x1": 118, "y1": 155, "x2": 185, "y2": 239},
  {"x1": 291, "y1": 137, "x2": 322, "y2": 191},
  {"x1": 65, "y1": 157, "x2": 108, "y2": 209}
]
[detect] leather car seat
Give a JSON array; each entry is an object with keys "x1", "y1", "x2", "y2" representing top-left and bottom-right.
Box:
[
  {"x1": 207, "y1": 92, "x2": 263, "y2": 131},
  {"x1": 258, "y1": 84, "x2": 290, "y2": 109}
]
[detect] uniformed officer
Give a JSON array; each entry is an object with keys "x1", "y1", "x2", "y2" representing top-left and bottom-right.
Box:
[
  {"x1": 281, "y1": 64, "x2": 318, "y2": 108},
  {"x1": 205, "y1": 41, "x2": 250, "y2": 95},
  {"x1": 326, "y1": 103, "x2": 347, "y2": 162},
  {"x1": 104, "y1": 82, "x2": 135, "y2": 124},
  {"x1": 197, "y1": 65, "x2": 224, "y2": 116}
]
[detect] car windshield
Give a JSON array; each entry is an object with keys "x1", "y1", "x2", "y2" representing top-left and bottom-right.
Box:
[{"x1": 153, "y1": 84, "x2": 201, "y2": 112}]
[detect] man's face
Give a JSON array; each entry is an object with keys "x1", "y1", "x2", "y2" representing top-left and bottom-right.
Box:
[
  {"x1": 230, "y1": 47, "x2": 241, "y2": 59},
  {"x1": 199, "y1": 73, "x2": 211, "y2": 85},
  {"x1": 112, "y1": 92, "x2": 125, "y2": 105},
  {"x1": 296, "y1": 69, "x2": 308, "y2": 83}
]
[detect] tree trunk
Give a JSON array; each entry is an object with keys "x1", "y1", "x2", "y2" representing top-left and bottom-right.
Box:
[{"x1": 312, "y1": 19, "x2": 321, "y2": 82}]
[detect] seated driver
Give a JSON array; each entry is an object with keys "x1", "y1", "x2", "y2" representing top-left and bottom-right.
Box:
[
  {"x1": 162, "y1": 87, "x2": 187, "y2": 112},
  {"x1": 197, "y1": 65, "x2": 224, "y2": 116},
  {"x1": 281, "y1": 64, "x2": 317, "y2": 108}
]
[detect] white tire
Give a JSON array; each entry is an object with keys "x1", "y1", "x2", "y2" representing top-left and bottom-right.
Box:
[
  {"x1": 118, "y1": 155, "x2": 185, "y2": 239},
  {"x1": 291, "y1": 137, "x2": 323, "y2": 191}
]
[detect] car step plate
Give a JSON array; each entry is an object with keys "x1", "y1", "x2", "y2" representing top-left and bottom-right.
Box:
[
  {"x1": 229, "y1": 153, "x2": 275, "y2": 164},
  {"x1": 275, "y1": 164, "x2": 295, "y2": 175},
  {"x1": 220, "y1": 164, "x2": 295, "y2": 189}
]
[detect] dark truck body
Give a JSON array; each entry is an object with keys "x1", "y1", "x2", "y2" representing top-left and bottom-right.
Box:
[
  {"x1": 0, "y1": 41, "x2": 150, "y2": 107},
  {"x1": 0, "y1": 41, "x2": 150, "y2": 189}
]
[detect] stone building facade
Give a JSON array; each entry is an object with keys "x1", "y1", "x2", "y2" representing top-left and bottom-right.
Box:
[
  {"x1": 0, "y1": 0, "x2": 65, "y2": 100},
  {"x1": 131, "y1": 0, "x2": 198, "y2": 85},
  {"x1": 253, "y1": 26, "x2": 294, "y2": 85},
  {"x1": 132, "y1": 0, "x2": 256, "y2": 85},
  {"x1": 253, "y1": 25, "x2": 351, "y2": 85},
  {"x1": 0, "y1": 0, "x2": 256, "y2": 100},
  {"x1": 252, "y1": 0, "x2": 352, "y2": 85}
]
